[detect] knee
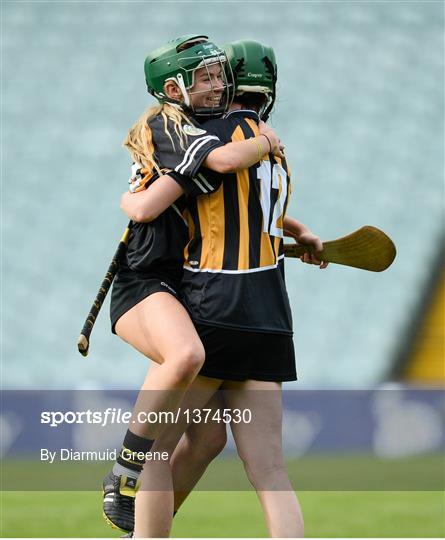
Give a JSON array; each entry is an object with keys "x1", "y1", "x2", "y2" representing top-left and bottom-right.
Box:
[
  {"x1": 244, "y1": 460, "x2": 282, "y2": 484},
  {"x1": 171, "y1": 343, "x2": 205, "y2": 384},
  {"x1": 238, "y1": 448, "x2": 286, "y2": 489},
  {"x1": 245, "y1": 460, "x2": 287, "y2": 490}
]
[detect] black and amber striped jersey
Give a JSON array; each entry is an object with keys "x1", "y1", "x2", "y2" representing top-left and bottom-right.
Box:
[
  {"x1": 181, "y1": 110, "x2": 293, "y2": 335},
  {"x1": 121, "y1": 114, "x2": 224, "y2": 281}
]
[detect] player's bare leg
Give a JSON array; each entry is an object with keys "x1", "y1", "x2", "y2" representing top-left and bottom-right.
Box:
[
  {"x1": 103, "y1": 292, "x2": 206, "y2": 533},
  {"x1": 170, "y1": 392, "x2": 227, "y2": 512},
  {"x1": 223, "y1": 380, "x2": 304, "y2": 538},
  {"x1": 134, "y1": 375, "x2": 223, "y2": 538},
  {"x1": 115, "y1": 292, "x2": 207, "y2": 440}
]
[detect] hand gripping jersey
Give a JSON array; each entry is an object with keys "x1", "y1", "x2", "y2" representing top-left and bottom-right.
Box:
[
  {"x1": 121, "y1": 114, "x2": 224, "y2": 282},
  {"x1": 181, "y1": 110, "x2": 293, "y2": 335}
]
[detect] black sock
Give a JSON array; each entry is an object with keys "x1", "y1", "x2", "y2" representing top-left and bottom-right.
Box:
[{"x1": 116, "y1": 430, "x2": 154, "y2": 473}]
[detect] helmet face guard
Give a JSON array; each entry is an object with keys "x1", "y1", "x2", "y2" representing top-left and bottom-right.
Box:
[
  {"x1": 176, "y1": 53, "x2": 234, "y2": 118},
  {"x1": 224, "y1": 40, "x2": 277, "y2": 121},
  {"x1": 144, "y1": 35, "x2": 233, "y2": 118}
]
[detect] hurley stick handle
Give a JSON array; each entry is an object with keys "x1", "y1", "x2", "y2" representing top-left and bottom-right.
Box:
[{"x1": 77, "y1": 226, "x2": 131, "y2": 356}]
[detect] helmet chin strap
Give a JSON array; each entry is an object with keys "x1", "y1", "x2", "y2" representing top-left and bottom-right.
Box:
[{"x1": 175, "y1": 73, "x2": 191, "y2": 107}]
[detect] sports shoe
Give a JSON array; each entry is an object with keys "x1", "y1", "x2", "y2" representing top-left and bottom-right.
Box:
[{"x1": 102, "y1": 470, "x2": 139, "y2": 532}]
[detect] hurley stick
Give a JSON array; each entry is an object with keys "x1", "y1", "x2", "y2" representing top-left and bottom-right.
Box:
[{"x1": 284, "y1": 225, "x2": 396, "y2": 272}]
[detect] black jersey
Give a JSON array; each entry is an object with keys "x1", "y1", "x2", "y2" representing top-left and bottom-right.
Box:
[
  {"x1": 121, "y1": 114, "x2": 224, "y2": 281},
  {"x1": 122, "y1": 175, "x2": 189, "y2": 282},
  {"x1": 148, "y1": 113, "x2": 224, "y2": 189},
  {"x1": 181, "y1": 110, "x2": 293, "y2": 335}
]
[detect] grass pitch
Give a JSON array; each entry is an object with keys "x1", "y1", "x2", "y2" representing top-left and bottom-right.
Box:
[{"x1": 1, "y1": 490, "x2": 444, "y2": 537}]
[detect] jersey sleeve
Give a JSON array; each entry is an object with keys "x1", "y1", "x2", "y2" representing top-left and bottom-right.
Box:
[
  {"x1": 167, "y1": 170, "x2": 224, "y2": 197},
  {"x1": 149, "y1": 115, "x2": 225, "y2": 180},
  {"x1": 128, "y1": 163, "x2": 223, "y2": 200}
]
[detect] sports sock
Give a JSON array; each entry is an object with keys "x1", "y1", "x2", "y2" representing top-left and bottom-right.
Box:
[{"x1": 114, "y1": 429, "x2": 154, "y2": 479}]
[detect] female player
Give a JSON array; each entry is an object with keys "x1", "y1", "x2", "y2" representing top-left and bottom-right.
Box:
[
  {"x1": 102, "y1": 34, "x2": 284, "y2": 534},
  {"x1": 118, "y1": 40, "x2": 327, "y2": 537}
]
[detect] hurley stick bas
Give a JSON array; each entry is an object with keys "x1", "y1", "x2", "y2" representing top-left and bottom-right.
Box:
[
  {"x1": 77, "y1": 224, "x2": 131, "y2": 356},
  {"x1": 284, "y1": 225, "x2": 396, "y2": 272}
]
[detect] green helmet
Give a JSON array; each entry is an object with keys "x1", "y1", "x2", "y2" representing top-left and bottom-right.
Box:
[
  {"x1": 144, "y1": 34, "x2": 232, "y2": 117},
  {"x1": 224, "y1": 40, "x2": 277, "y2": 120}
]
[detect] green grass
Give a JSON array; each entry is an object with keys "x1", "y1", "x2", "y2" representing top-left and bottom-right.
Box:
[
  {"x1": 2, "y1": 455, "x2": 444, "y2": 536},
  {"x1": 1, "y1": 490, "x2": 444, "y2": 537},
  {"x1": 4, "y1": 454, "x2": 443, "y2": 491}
]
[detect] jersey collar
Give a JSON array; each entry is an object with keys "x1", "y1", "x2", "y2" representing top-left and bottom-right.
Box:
[{"x1": 225, "y1": 109, "x2": 260, "y2": 123}]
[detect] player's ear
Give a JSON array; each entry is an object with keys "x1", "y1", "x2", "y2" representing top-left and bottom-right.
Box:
[{"x1": 164, "y1": 80, "x2": 182, "y2": 100}]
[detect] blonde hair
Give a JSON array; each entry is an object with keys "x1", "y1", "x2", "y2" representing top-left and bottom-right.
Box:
[{"x1": 123, "y1": 103, "x2": 192, "y2": 174}]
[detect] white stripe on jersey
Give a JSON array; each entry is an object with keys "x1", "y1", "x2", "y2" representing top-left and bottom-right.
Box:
[
  {"x1": 197, "y1": 173, "x2": 214, "y2": 192},
  {"x1": 184, "y1": 254, "x2": 285, "y2": 275},
  {"x1": 175, "y1": 135, "x2": 219, "y2": 176},
  {"x1": 191, "y1": 177, "x2": 208, "y2": 194}
]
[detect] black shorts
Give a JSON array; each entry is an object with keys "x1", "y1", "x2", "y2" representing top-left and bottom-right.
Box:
[
  {"x1": 110, "y1": 269, "x2": 181, "y2": 334},
  {"x1": 195, "y1": 323, "x2": 296, "y2": 382}
]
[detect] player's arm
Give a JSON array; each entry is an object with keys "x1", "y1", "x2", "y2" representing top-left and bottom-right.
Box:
[
  {"x1": 283, "y1": 215, "x2": 328, "y2": 269},
  {"x1": 120, "y1": 173, "x2": 184, "y2": 223},
  {"x1": 121, "y1": 119, "x2": 283, "y2": 223},
  {"x1": 204, "y1": 122, "x2": 282, "y2": 173},
  {"x1": 151, "y1": 116, "x2": 282, "y2": 181}
]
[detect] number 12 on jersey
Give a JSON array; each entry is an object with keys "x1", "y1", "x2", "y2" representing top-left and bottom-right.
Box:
[{"x1": 257, "y1": 161, "x2": 289, "y2": 238}]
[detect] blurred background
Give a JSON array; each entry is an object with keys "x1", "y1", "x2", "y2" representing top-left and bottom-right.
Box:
[
  {"x1": 3, "y1": 1, "x2": 443, "y2": 390},
  {"x1": 2, "y1": 2, "x2": 444, "y2": 538}
]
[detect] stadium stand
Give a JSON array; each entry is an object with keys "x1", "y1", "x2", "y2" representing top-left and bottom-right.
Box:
[{"x1": 3, "y1": 1, "x2": 443, "y2": 388}]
